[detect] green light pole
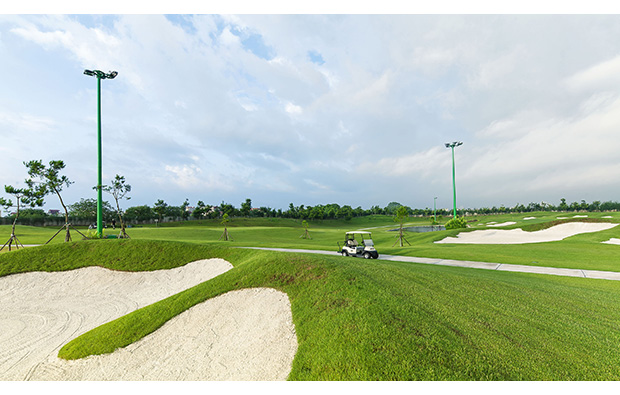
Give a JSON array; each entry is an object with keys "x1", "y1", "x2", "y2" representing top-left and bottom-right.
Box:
[
  {"x1": 434, "y1": 196, "x2": 437, "y2": 224},
  {"x1": 84, "y1": 69, "x2": 118, "y2": 237},
  {"x1": 445, "y1": 141, "x2": 463, "y2": 219}
]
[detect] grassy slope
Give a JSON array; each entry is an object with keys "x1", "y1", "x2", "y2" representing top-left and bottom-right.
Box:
[{"x1": 2, "y1": 239, "x2": 620, "y2": 380}]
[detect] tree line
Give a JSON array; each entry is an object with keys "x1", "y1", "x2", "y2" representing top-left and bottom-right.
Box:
[{"x1": 5, "y1": 197, "x2": 619, "y2": 227}]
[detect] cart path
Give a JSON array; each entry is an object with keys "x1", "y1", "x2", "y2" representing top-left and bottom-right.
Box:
[{"x1": 238, "y1": 247, "x2": 620, "y2": 281}]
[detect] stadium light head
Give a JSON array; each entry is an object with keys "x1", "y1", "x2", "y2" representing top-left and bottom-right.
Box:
[
  {"x1": 83, "y1": 69, "x2": 118, "y2": 80},
  {"x1": 445, "y1": 141, "x2": 463, "y2": 149}
]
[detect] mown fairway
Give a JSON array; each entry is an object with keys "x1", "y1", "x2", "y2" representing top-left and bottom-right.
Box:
[{"x1": 3, "y1": 212, "x2": 620, "y2": 272}]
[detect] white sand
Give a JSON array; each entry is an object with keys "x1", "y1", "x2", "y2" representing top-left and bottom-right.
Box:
[
  {"x1": 487, "y1": 222, "x2": 517, "y2": 227},
  {"x1": 0, "y1": 259, "x2": 298, "y2": 381},
  {"x1": 523, "y1": 217, "x2": 536, "y2": 220},
  {"x1": 602, "y1": 238, "x2": 620, "y2": 245},
  {"x1": 436, "y1": 222, "x2": 618, "y2": 244},
  {"x1": 27, "y1": 288, "x2": 297, "y2": 381}
]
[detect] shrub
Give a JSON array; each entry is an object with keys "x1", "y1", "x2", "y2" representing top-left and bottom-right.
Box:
[{"x1": 445, "y1": 216, "x2": 467, "y2": 230}]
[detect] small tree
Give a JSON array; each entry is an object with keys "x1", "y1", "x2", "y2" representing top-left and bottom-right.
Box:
[
  {"x1": 102, "y1": 174, "x2": 131, "y2": 238},
  {"x1": 0, "y1": 185, "x2": 43, "y2": 251},
  {"x1": 300, "y1": 219, "x2": 312, "y2": 239},
  {"x1": 24, "y1": 160, "x2": 86, "y2": 243},
  {"x1": 392, "y1": 205, "x2": 411, "y2": 247},
  {"x1": 218, "y1": 213, "x2": 233, "y2": 241}
]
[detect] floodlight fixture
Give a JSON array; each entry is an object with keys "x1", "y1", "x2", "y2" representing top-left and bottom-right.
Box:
[
  {"x1": 445, "y1": 141, "x2": 463, "y2": 218},
  {"x1": 83, "y1": 68, "x2": 118, "y2": 237}
]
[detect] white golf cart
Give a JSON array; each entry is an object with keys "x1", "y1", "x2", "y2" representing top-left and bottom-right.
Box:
[{"x1": 338, "y1": 231, "x2": 379, "y2": 259}]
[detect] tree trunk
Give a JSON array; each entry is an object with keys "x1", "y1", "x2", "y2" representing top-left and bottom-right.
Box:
[
  {"x1": 54, "y1": 186, "x2": 71, "y2": 242},
  {"x1": 114, "y1": 197, "x2": 129, "y2": 238}
]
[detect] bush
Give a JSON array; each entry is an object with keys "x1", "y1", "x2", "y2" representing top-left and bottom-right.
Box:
[{"x1": 445, "y1": 216, "x2": 467, "y2": 230}]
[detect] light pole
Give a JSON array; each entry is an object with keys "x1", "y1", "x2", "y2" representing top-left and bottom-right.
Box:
[
  {"x1": 84, "y1": 69, "x2": 118, "y2": 237},
  {"x1": 433, "y1": 196, "x2": 437, "y2": 224},
  {"x1": 445, "y1": 141, "x2": 463, "y2": 219}
]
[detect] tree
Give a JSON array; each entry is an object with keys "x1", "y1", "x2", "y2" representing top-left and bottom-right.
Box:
[
  {"x1": 102, "y1": 174, "x2": 131, "y2": 238},
  {"x1": 180, "y1": 198, "x2": 190, "y2": 221},
  {"x1": 193, "y1": 200, "x2": 207, "y2": 219},
  {"x1": 0, "y1": 185, "x2": 43, "y2": 251},
  {"x1": 300, "y1": 220, "x2": 311, "y2": 239},
  {"x1": 240, "y1": 198, "x2": 252, "y2": 217},
  {"x1": 24, "y1": 160, "x2": 85, "y2": 242},
  {"x1": 153, "y1": 199, "x2": 168, "y2": 225},
  {"x1": 338, "y1": 205, "x2": 353, "y2": 220},
  {"x1": 124, "y1": 205, "x2": 155, "y2": 222},
  {"x1": 392, "y1": 205, "x2": 411, "y2": 247},
  {"x1": 220, "y1": 201, "x2": 237, "y2": 217},
  {"x1": 219, "y1": 213, "x2": 233, "y2": 241},
  {"x1": 69, "y1": 198, "x2": 114, "y2": 222},
  {"x1": 558, "y1": 198, "x2": 568, "y2": 211},
  {"x1": 165, "y1": 205, "x2": 183, "y2": 219},
  {"x1": 385, "y1": 201, "x2": 402, "y2": 215},
  {"x1": 192, "y1": 200, "x2": 217, "y2": 219}
]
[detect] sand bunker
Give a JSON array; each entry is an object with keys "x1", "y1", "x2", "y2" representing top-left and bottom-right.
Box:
[
  {"x1": 28, "y1": 288, "x2": 297, "y2": 381},
  {"x1": 436, "y1": 222, "x2": 617, "y2": 244},
  {"x1": 0, "y1": 259, "x2": 297, "y2": 381},
  {"x1": 602, "y1": 238, "x2": 620, "y2": 245}
]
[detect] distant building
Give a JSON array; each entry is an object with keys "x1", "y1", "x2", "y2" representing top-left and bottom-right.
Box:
[{"x1": 48, "y1": 209, "x2": 61, "y2": 216}]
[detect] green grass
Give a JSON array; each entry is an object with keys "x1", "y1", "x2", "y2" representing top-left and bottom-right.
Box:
[
  {"x1": 2, "y1": 239, "x2": 620, "y2": 380},
  {"x1": 4, "y1": 212, "x2": 620, "y2": 272}
]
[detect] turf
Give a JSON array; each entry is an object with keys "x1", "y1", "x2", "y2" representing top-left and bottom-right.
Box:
[{"x1": 3, "y1": 239, "x2": 620, "y2": 380}]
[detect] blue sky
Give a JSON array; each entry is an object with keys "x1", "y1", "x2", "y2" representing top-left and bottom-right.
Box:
[{"x1": 2, "y1": 5, "x2": 620, "y2": 212}]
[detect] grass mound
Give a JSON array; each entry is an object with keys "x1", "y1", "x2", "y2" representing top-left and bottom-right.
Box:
[
  {"x1": 4, "y1": 240, "x2": 620, "y2": 380},
  {"x1": 0, "y1": 239, "x2": 243, "y2": 277}
]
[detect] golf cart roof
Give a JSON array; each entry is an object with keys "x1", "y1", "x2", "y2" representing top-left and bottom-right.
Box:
[{"x1": 346, "y1": 231, "x2": 372, "y2": 235}]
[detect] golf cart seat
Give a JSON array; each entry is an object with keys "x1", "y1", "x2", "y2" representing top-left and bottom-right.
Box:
[{"x1": 347, "y1": 239, "x2": 358, "y2": 247}]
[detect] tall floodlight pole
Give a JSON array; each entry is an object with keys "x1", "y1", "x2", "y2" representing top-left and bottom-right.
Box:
[
  {"x1": 84, "y1": 69, "x2": 118, "y2": 237},
  {"x1": 434, "y1": 196, "x2": 437, "y2": 223},
  {"x1": 445, "y1": 141, "x2": 463, "y2": 219}
]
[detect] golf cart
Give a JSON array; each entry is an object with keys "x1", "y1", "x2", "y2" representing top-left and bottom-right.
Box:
[{"x1": 338, "y1": 231, "x2": 379, "y2": 259}]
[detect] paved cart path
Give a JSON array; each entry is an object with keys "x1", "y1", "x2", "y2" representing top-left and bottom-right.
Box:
[{"x1": 239, "y1": 247, "x2": 620, "y2": 281}]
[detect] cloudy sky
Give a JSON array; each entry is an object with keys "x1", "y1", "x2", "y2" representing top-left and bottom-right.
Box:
[{"x1": 2, "y1": 4, "x2": 620, "y2": 212}]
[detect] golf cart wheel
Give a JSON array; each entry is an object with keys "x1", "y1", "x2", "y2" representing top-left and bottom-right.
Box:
[
  {"x1": 363, "y1": 252, "x2": 371, "y2": 259},
  {"x1": 342, "y1": 250, "x2": 349, "y2": 256}
]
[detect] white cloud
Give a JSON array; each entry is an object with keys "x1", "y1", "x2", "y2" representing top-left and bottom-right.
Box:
[
  {"x1": 285, "y1": 102, "x2": 302, "y2": 115},
  {"x1": 565, "y1": 54, "x2": 620, "y2": 93},
  {"x1": 0, "y1": 111, "x2": 55, "y2": 132}
]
